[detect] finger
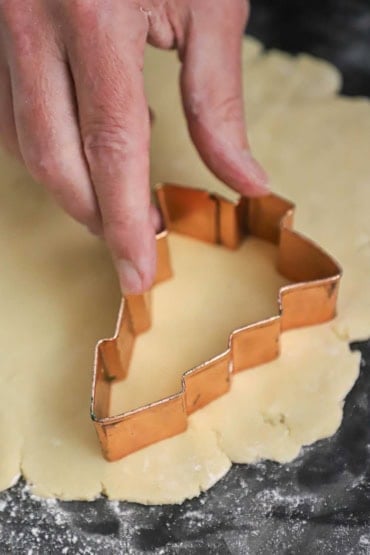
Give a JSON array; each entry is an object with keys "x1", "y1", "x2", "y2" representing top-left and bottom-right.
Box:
[
  {"x1": 65, "y1": 5, "x2": 156, "y2": 294},
  {"x1": 2, "y1": 13, "x2": 101, "y2": 234},
  {"x1": 180, "y1": 2, "x2": 269, "y2": 197},
  {"x1": 0, "y1": 64, "x2": 21, "y2": 159}
]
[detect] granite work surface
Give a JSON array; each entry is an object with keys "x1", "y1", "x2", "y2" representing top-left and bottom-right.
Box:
[
  {"x1": 0, "y1": 340, "x2": 369, "y2": 554},
  {"x1": 248, "y1": 0, "x2": 370, "y2": 96}
]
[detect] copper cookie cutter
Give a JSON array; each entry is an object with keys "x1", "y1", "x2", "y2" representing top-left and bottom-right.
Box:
[{"x1": 91, "y1": 183, "x2": 341, "y2": 462}]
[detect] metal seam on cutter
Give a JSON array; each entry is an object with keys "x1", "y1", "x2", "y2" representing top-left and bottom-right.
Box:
[{"x1": 91, "y1": 183, "x2": 342, "y2": 462}]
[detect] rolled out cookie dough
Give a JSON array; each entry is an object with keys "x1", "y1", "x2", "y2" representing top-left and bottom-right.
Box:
[{"x1": 0, "y1": 38, "x2": 368, "y2": 503}]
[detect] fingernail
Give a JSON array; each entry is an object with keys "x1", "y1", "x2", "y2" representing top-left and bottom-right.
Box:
[{"x1": 116, "y1": 259, "x2": 143, "y2": 295}]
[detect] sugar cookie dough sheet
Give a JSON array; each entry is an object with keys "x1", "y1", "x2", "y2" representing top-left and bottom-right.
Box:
[{"x1": 0, "y1": 38, "x2": 368, "y2": 503}]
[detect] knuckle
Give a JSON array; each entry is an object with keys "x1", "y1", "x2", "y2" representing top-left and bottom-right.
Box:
[
  {"x1": 82, "y1": 119, "x2": 147, "y2": 161},
  {"x1": 212, "y1": 94, "x2": 243, "y2": 123},
  {"x1": 1, "y1": 4, "x2": 32, "y2": 45},
  {"x1": 0, "y1": 1, "x2": 22, "y2": 28},
  {"x1": 25, "y1": 149, "x2": 60, "y2": 187},
  {"x1": 83, "y1": 125, "x2": 130, "y2": 156},
  {"x1": 0, "y1": 2, "x2": 61, "y2": 61},
  {"x1": 1, "y1": 7, "x2": 31, "y2": 55},
  {"x1": 84, "y1": 128, "x2": 129, "y2": 155},
  {"x1": 187, "y1": 92, "x2": 242, "y2": 126},
  {"x1": 64, "y1": 0, "x2": 99, "y2": 28}
]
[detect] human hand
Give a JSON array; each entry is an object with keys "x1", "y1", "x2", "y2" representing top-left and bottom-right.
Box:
[{"x1": 0, "y1": 0, "x2": 269, "y2": 294}]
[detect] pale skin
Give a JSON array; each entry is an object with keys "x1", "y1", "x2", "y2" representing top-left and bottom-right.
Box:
[{"x1": 0, "y1": 0, "x2": 269, "y2": 294}]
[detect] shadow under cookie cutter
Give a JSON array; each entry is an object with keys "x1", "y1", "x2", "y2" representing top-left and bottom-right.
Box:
[{"x1": 91, "y1": 183, "x2": 341, "y2": 462}]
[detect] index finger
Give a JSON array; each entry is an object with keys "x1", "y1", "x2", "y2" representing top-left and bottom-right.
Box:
[{"x1": 65, "y1": 4, "x2": 155, "y2": 294}]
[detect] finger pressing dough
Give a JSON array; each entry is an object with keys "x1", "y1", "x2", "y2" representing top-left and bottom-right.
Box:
[{"x1": 0, "y1": 38, "x2": 368, "y2": 503}]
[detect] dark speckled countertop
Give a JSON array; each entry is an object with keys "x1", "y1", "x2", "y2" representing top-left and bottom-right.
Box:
[{"x1": 1, "y1": 2, "x2": 369, "y2": 553}]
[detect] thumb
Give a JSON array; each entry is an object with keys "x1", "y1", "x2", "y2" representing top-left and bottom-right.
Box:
[{"x1": 180, "y1": 2, "x2": 269, "y2": 196}]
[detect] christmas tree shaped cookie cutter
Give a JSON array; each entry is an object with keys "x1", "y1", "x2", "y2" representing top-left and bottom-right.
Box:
[{"x1": 91, "y1": 183, "x2": 341, "y2": 461}]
